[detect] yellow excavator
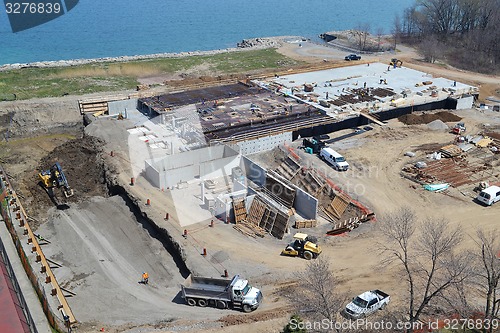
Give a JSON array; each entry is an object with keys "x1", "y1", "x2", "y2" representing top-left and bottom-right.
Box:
[
  {"x1": 390, "y1": 58, "x2": 403, "y2": 68},
  {"x1": 39, "y1": 162, "x2": 74, "y2": 198},
  {"x1": 281, "y1": 233, "x2": 322, "y2": 260}
]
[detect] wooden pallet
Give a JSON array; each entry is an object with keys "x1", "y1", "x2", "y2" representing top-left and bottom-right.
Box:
[
  {"x1": 246, "y1": 198, "x2": 266, "y2": 226},
  {"x1": 232, "y1": 198, "x2": 247, "y2": 224}
]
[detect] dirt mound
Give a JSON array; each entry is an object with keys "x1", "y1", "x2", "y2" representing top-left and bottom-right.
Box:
[
  {"x1": 485, "y1": 132, "x2": 500, "y2": 140},
  {"x1": 21, "y1": 135, "x2": 108, "y2": 226},
  {"x1": 398, "y1": 111, "x2": 462, "y2": 125},
  {"x1": 218, "y1": 307, "x2": 291, "y2": 326}
]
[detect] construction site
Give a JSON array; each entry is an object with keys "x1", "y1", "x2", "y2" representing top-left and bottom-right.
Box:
[{"x1": 0, "y1": 53, "x2": 499, "y2": 333}]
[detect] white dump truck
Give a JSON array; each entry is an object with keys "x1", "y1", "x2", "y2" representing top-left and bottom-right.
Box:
[
  {"x1": 343, "y1": 290, "x2": 390, "y2": 319},
  {"x1": 320, "y1": 147, "x2": 349, "y2": 171},
  {"x1": 181, "y1": 274, "x2": 263, "y2": 312}
]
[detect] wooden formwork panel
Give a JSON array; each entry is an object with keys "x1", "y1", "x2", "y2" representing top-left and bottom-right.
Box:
[
  {"x1": 79, "y1": 100, "x2": 109, "y2": 115},
  {"x1": 284, "y1": 156, "x2": 301, "y2": 173},
  {"x1": 326, "y1": 193, "x2": 351, "y2": 219},
  {"x1": 301, "y1": 171, "x2": 325, "y2": 195},
  {"x1": 232, "y1": 198, "x2": 247, "y2": 224},
  {"x1": 246, "y1": 195, "x2": 290, "y2": 239},
  {"x1": 259, "y1": 208, "x2": 277, "y2": 231},
  {"x1": 246, "y1": 198, "x2": 266, "y2": 226},
  {"x1": 270, "y1": 212, "x2": 289, "y2": 239}
]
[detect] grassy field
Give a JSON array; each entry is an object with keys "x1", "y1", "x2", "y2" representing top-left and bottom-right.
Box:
[{"x1": 0, "y1": 49, "x2": 301, "y2": 100}]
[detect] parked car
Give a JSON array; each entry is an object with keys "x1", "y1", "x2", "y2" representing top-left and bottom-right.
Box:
[
  {"x1": 345, "y1": 54, "x2": 361, "y2": 61},
  {"x1": 342, "y1": 290, "x2": 390, "y2": 319}
]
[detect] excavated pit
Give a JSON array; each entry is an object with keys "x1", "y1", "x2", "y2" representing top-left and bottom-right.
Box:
[{"x1": 17, "y1": 129, "x2": 195, "y2": 325}]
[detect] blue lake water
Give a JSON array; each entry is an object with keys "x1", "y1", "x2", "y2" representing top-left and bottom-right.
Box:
[{"x1": 0, "y1": 0, "x2": 415, "y2": 65}]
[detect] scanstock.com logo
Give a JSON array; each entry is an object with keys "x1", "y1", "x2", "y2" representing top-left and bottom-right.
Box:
[{"x1": 3, "y1": 0, "x2": 79, "y2": 32}]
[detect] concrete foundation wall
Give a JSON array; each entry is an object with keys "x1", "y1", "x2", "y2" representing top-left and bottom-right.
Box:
[
  {"x1": 241, "y1": 156, "x2": 266, "y2": 187},
  {"x1": 158, "y1": 145, "x2": 230, "y2": 170},
  {"x1": 145, "y1": 145, "x2": 240, "y2": 189},
  {"x1": 145, "y1": 161, "x2": 160, "y2": 188},
  {"x1": 108, "y1": 99, "x2": 138, "y2": 116},
  {"x1": 236, "y1": 132, "x2": 292, "y2": 155},
  {"x1": 293, "y1": 187, "x2": 318, "y2": 220},
  {"x1": 163, "y1": 165, "x2": 198, "y2": 188},
  {"x1": 293, "y1": 98, "x2": 460, "y2": 140},
  {"x1": 454, "y1": 95, "x2": 474, "y2": 109},
  {"x1": 200, "y1": 156, "x2": 240, "y2": 180}
]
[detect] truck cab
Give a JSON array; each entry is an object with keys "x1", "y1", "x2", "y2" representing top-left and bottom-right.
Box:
[
  {"x1": 231, "y1": 278, "x2": 262, "y2": 311},
  {"x1": 320, "y1": 147, "x2": 349, "y2": 171}
]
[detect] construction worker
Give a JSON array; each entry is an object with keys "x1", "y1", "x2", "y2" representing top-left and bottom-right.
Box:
[{"x1": 142, "y1": 272, "x2": 149, "y2": 285}]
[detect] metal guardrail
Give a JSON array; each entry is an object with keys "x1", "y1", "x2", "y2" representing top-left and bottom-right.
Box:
[{"x1": 0, "y1": 233, "x2": 38, "y2": 333}]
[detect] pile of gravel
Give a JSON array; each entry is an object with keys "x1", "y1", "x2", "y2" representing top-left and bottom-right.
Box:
[{"x1": 427, "y1": 119, "x2": 449, "y2": 130}]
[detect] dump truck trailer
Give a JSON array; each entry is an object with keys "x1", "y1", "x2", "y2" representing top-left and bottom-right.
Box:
[{"x1": 181, "y1": 274, "x2": 263, "y2": 312}]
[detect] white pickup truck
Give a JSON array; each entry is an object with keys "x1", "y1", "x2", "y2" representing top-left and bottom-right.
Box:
[{"x1": 343, "y1": 290, "x2": 390, "y2": 319}]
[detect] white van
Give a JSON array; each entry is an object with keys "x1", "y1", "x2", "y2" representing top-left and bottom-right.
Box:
[
  {"x1": 320, "y1": 147, "x2": 349, "y2": 171},
  {"x1": 476, "y1": 185, "x2": 500, "y2": 206}
]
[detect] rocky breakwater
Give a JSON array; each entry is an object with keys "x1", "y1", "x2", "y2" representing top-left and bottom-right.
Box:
[{"x1": 237, "y1": 37, "x2": 284, "y2": 49}]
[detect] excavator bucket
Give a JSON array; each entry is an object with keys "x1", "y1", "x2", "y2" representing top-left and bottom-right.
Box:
[{"x1": 63, "y1": 188, "x2": 74, "y2": 198}]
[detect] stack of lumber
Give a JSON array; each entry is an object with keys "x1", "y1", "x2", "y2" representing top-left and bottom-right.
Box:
[
  {"x1": 294, "y1": 220, "x2": 317, "y2": 229},
  {"x1": 439, "y1": 144, "x2": 462, "y2": 158},
  {"x1": 233, "y1": 221, "x2": 266, "y2": 238}
]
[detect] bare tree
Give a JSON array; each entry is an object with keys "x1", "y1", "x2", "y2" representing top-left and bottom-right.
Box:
[
  {"x1": 355, "y1": 23, "x2": 371, "y2": 51},
  {"x1": 376, "y1": 27, "x2": 384, "y2": 52},
  {"x1": 418, "y1": 36, "x2": 442, "y2": 63},
  {"x1": 475, "y1": 229, "x2": 500, "y2": 331},
  {"x1": 379, "y1": 207, "x2": 472, "y2": 332},
  {"x1": 291, "y1": 256, "x2": 347, "y2": 332},
  {"x1": 392, "y1": 14, "x2": 402, "y2": 50},
  {"x1": 399, "y1": 0, "x2": 500, "y2": 72}
]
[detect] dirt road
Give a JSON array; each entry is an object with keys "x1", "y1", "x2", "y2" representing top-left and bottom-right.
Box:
[{"x1": 37, "y1": 195, "x2": 230, "y2": 328}]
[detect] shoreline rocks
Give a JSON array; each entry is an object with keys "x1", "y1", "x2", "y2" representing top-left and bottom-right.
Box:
[{"x1": 0, "y1": 36, "x2": 293, "y2": 72}]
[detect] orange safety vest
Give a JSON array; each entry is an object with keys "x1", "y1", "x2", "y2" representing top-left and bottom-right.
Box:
[{"x1": 142, "y1": 272, "x2": 149, "y2": 280}]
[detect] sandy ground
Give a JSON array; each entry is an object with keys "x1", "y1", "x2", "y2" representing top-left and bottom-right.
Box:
[
  {"x1": 36, "y1": 195, "x2": 245, "y2": 330},
  {"x1": 1, "y1": 41, "x2": 500, "y2": 333}
]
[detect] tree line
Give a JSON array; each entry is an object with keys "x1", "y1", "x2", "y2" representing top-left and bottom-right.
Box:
[
  {"x1": 394, "y1": 0, "x2": 499, "y2": 73},
  {"x1": 283, "y1": 207, "x2": 499, "y2": 332}
]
